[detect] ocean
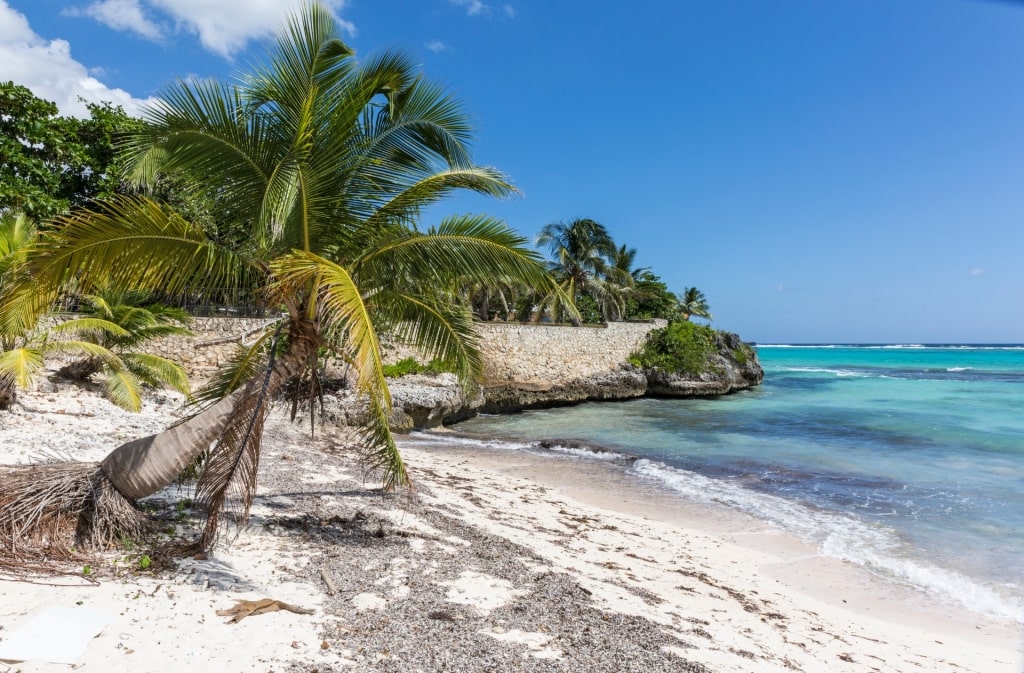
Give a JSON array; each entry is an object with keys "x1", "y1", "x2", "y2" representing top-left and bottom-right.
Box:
[{"x1": 410, "y1": 344, "x2": 1024, "y2": 623}]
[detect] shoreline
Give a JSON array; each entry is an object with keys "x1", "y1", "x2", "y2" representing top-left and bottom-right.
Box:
[
  {"x1": 403, "y1": 433, "x2": 1020, "y2": 634},
  {"x1": 1, "y1": 384, "x2": 1021, "y2": 671}
]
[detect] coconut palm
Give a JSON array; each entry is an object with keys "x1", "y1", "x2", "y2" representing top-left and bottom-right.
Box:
[
  {"x1": 536, "y1": 217, "x2": 616, "y2": 324},
  {"x1": 56, "y1": 289, "x2": 192, "y2": 410},
  {"x1": 598, "y1": 244, "x2": 645, "y2": 321},
  {"x1": 0, "y1": 212, "x2": 36, "y2": 409},
  {"x1": 678, "y1": 286, "x2": 712, "y2": 322},
  {"x1": 0, "y1": 3, "x2": 557, "y2": 557}
]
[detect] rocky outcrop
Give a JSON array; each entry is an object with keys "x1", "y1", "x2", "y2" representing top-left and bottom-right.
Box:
[
  {"x1": 479, "y1": 368, "x2": 648, "y2": 414},
  {"x1": 321, "y1": 373, "x2": 484, "y2": 432},
  {"x1": 644, "y1": 331, "x2": 764, "y2": 398},
  {"x1": 323, "y1": 330, "x2": 762, "y2": 429}
]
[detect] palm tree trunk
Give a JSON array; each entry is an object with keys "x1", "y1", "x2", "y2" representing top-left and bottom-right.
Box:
[
  {"x1": 100, "y1": 339, "x2": 312, "y2": 500},
  {"x1": 0, "y1": 378, "x2": 16, "y2": 410},
  {"x1": 1, "y1": 323, "x2": 319, "y2": 558},
  {"x1": 59, "y1": 356, "x2": 105, "y2": 381}
]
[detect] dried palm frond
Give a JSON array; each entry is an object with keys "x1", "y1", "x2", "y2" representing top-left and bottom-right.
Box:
[{"x1": 0, "y1": 461, "x2": 146, "y2": 565}]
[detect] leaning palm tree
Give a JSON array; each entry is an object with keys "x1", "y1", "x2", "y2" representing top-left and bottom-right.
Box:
[
  {"x1": 678, "y1": 286, "x2": 712, "y2": 322},
  {"x1": 0, "y1": 3, "x2": 557, "y2": 558},
  {"x1": 536, "y1": 217, "x2": 616, "y2": 324}
]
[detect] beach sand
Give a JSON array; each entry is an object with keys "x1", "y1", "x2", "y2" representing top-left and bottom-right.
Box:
[{"x1": 1, "y1": 381, "x2": 1020, "y2": 672}]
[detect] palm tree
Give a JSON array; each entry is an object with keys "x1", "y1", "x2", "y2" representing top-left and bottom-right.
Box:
[
  {"x1": 0, "y1": 212, "x2": 35, "y2": 409},
  {"x1": 600, "y1": 244, "x2": 644, "y2": 321},
  {"x1": 0, "y1": 3, "x2": 557, "y2": 556},
  {"x1": 57, "y1": 289, "x2": 192, "y2": 410},
  {"x1": 678, "y1": 287, "x2": 712, "y2": 322},
  {"x1": 536, "y1": 217, "x2": 616, "y2": 324},
  {"x1": 2, "y1": 214, "x2": 191, "y2": 412}
]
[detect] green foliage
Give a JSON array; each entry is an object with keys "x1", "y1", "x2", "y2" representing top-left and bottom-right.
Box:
[
  {"x1": 629, "y1": 320, "x2": 718, "y2": 376},
  {"x1": 622, "y1": 273, "x2": 679, "y2": 321},
  {"x1": 382, "y1": 357, "x2": 456, "y2": 378},
  {"x1": 678, "y1": 286, "x2": 712, "y2": 322},
  {"x1": 0, "y1": 83, "x2": 142, "y2": 221},
  {"x1": 4, "y1": 4, "x2": 561, "y2": 493},
  {"x1": 56, "y1": 289, "x2": 193, "y2": 410}
]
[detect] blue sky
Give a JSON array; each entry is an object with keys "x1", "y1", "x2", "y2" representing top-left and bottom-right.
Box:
[{"x1": 2, "y1": 0, "x2": 1022, "y2": 343}]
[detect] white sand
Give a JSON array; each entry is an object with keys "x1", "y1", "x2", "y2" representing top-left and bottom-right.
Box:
[{"x1": 1, "y1": 381, "x2": 1021, "y2": 672}]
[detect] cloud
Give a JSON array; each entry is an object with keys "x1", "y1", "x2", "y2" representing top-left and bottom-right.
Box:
[
  {"x1": 970, "y1": 268, "x2": 986, "y2": 276},
  {"x1": 450, "y1": 0, "x2": 485, "y2": 16},
  {"x1": 63, "y1": 0, "x2": 355, "y2": 58},
  {"x1": 776, "y1": 283, "x2": 785, "y2": 292},
  {"x1": 425, "y1": 39, "x2": 446, "y2": 53},
  {"x1": 65, "y1": 0, "x2": 163, "y2": 41},
  {"x1": 503, "y1": 4, "x2": 516, "y2": 18},
  {"x1": 0, "y1": 0, "x2": 156, "y2": 117},
  {"x1": 150, "y1": 0, "x2": 354, "y2": 57}
]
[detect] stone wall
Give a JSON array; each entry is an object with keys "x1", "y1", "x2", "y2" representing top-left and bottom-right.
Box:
[
  {"x1": 127, "y1": 317, "x2": 665, "y2": 385},
  {"x1": 144, "y1": 316, "x2": 280, "y2": 380},
  {"x1": 474, "y1": 320, "x2": 666, "y2": 385}
]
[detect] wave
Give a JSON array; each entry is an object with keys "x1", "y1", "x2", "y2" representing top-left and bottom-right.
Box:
[
  {"x1": 753, "y1": 344, "x2": 1024, "y2": 348},
  {"x1": 631, "y1": 459, "x2": 1024, "y2": 623},
  {"x1": 776, "y1": 366, "x2": 877, "y2": 378},
  {"x1": 406, "y1": 430, "x2": 1024, "y2": 623}
]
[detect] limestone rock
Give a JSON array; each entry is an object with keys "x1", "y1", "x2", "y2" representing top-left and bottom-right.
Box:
[{"x1": 644, "y1": 331, "x2": 764, "y2": 398}]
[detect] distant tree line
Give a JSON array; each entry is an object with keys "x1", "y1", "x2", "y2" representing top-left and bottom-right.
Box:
[{"x1": 1, "y1": 82, "x2": 714, "y2": 329}]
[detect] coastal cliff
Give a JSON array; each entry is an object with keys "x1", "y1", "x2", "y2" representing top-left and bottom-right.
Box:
[
  {"x1": 386, "y1": 323, "x2": 763, "y2": 426},
  {"x1": 128, "y1": 317, "x2": 762, "y2": 429}
]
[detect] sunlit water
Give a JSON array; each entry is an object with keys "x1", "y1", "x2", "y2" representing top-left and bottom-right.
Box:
[{"x1": 420, "y1": 344, "x2": 1024, "y2": 622}]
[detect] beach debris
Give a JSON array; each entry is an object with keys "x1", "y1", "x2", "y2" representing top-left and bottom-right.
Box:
[
  {"x1": 319, "y1": 566, "x2": 338, "y2": 595},
  {"x1": 215, "y1": 598, "x2": 314, "y2": 623},
  {"x1": 0, "y1": 606, "x2": 110, "y2": 664}
]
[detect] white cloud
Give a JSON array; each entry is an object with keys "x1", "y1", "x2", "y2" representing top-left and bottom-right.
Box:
[
  {"x1": 425, "y1": 39, "x2": 446, "y2": 53},
  {"x1": 65, "y1": 0, "x2": 163, "y2": 41},
  {"x1": 970, "y1": 268, "x2": 986, "y2": 276},
  {"x1": 147, "y1": 0, "x2": 353, "y2": 58},
  {"x1": 503, "y1": 4, "x2": 516, "y2": 18},
  {"x1": 450, "y1": 0, "x2": 485, "y2": 16},
  {"x1": 0, "y1": 0, "x2": 155, "y2": 117}
]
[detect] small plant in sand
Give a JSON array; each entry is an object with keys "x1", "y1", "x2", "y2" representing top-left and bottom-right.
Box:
[{"x1": 0, "y1": 2, "x2": 560, "y2": 566}]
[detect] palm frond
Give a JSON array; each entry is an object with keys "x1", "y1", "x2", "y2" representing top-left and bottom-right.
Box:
[
  {"x1": 121, "y1": 352, "x2": 192, "y2": 397},
  {"x1": 104, "y1": 369, "x2": 144, "y2": 412},
  {"x1": 375, "y1": 291, "x2": 481, "y2": 386},
  {"x1": 188, "y1": 335, "x2": 274, "y2": 412},
  {"x1": 20, "y1": 196, "x2": 255, "y2": 322},
  {"x1": 50, "y1": 317, "x2": 131, "y2": 339},
  {"x1": 0, "y1": 347, "x2": 44, "y2": 389},
  {"x1": 269, "y1": 251, "x2": 407, "y2": 488},
  {"x1": 356, "y1": 214, "x2": 554, "y2": 293}
]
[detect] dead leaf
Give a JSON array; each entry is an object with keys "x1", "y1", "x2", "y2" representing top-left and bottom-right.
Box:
[{"x1": 216, "y1": 598, "x2": 315, "y2": 623}]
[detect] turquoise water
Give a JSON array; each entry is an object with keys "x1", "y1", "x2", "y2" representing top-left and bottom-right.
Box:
[{"x1": 434, "y1": 345, "x2": 1024, "y2": 622}]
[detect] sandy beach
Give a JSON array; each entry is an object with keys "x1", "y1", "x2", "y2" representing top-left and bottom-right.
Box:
[{"x1": 1, "y1": 380, "x2": 1020, "y2": 673}]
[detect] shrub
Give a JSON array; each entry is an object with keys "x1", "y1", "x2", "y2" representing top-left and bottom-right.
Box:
[
  {"x1": 382, "y1": 357, "x2": 456, "y2": 378},
  {"x1": 629, "y1": 321, "x2": 717, "y2": 376}
]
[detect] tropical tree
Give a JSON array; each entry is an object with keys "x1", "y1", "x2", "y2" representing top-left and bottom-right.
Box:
[
  {"x1": 536, "y1": 217, "x2": 616, "y2": 324},
  {"x1": 599, "y1": 244, "x2": 643, "y2": 321},
  {"x1": 678, "y1": 286, "x2": 712, "y2": 322},
  {"x1": 0, "y1": 212, "x2": 35, "y2": 408},
  {"x1": 0, "y1": 84, "x2": 144, "y2": 221},
  {"x1": 0, "y1": 3, "x2": 557, "y2": 557},
  {"x1": 56, "y1": 290, "x2": 192, "y2": 410}
]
